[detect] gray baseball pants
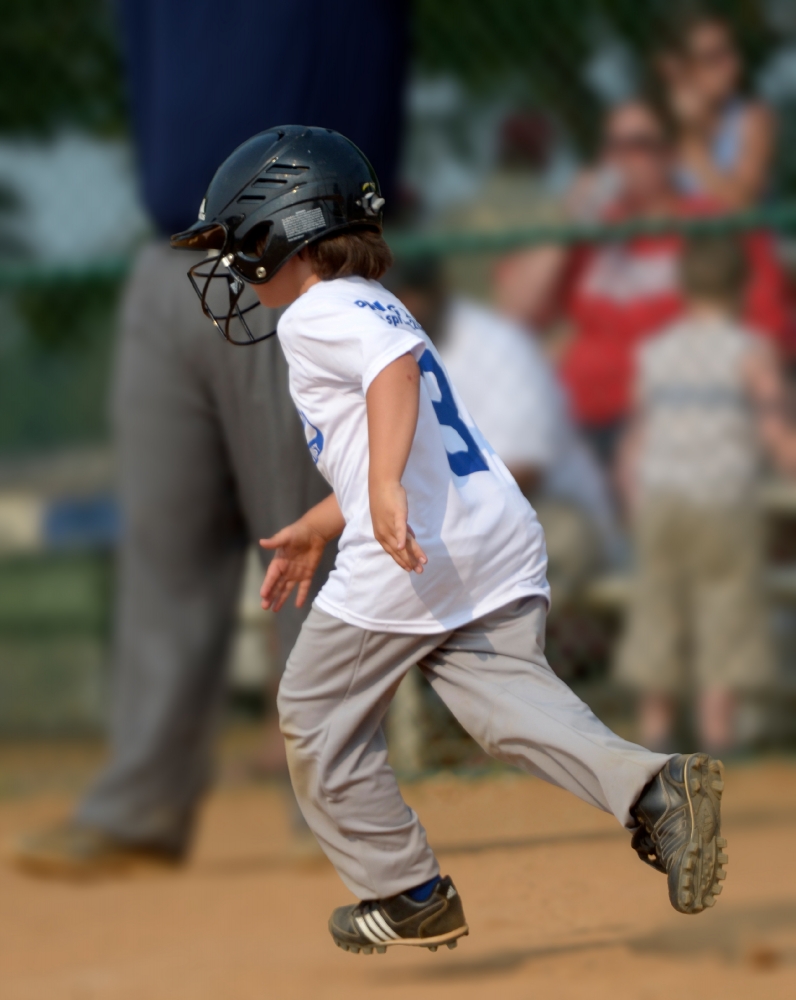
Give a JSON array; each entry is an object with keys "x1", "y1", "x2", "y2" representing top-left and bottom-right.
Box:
[
  {"x1": 278, "y1": 596, "x2": 671, "y2": 900},
  {"x1": 77, "y1": 241, "x2": 334, "y2": 853}
]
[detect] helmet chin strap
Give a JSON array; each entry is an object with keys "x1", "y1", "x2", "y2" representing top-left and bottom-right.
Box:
[{"x1": 186, "y1": 253, "x2": 276, "y2": 346}]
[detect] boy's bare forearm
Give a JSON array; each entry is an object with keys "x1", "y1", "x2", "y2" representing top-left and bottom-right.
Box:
[
  {"x1": 616, "y1": 417, "x2": 643, "y2": 517},
  {"x1": 745, "y1": 346, "x2": 796, "y2": 474},
  {"x1": 366, "y1": 353, "x2": 420, "y2": 488},
  {"x1": 364, "y1": 353, "x2": 427, "y2": 573},
  {"x1": 301, "y1": 491, "x2": 345, "y2": 541}
]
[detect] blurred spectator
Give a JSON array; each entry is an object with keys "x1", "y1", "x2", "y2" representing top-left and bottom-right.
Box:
[
  {"x1": 495, "y1": 99, "x2": 787, "y2": 467},
  {"x1": 12, "y1": 0, "x2": 408, "y2": 877},
  {"x1": 617, "y1": 234, "x2": 796, "y2": 754},
  {"x1": 655, "y1": 8, "x2": 775, "y2": 209},
  {"x1": 383, "y1": 259, "x2": 624, "y2": 604}
]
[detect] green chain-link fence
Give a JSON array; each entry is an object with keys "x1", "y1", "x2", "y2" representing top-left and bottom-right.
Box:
[{"x1": 3, "y1": 1, "x2": 796, "y2": 451}]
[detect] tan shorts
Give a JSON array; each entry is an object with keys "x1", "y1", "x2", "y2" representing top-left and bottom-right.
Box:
[{"x1": 616, "y1": 496, "x2": 774, "y2": 694}]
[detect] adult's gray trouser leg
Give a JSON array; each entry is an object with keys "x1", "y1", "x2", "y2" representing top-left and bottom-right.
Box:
[
  {"x1": 77, "y1": 245, "x2": 250, "y2": 852},
  {"x1": 78, "y1": 243, "x2": 332, "y2": 852}
]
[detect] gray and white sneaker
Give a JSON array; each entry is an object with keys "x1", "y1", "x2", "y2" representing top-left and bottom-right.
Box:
[
  {"x1": 632, "y1": 753, "x2": 727, "y2": 914},
  {"x1": 329, "y1": 875, "x2": 468, "y2": 953}
]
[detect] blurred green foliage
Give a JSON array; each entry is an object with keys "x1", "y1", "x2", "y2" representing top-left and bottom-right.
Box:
[
  {"x1": 0, "y1": 552, "x2": 113, "y2": 735},
  {"x1": 0, "y1": 552, "x2": 112, "y2": 635},
  {"x1": 0, "y1": 281, "x2": 121, "y2": 455},
  {"x1": 0, "y1": 0, "x2": 126, "y2": 135},
  {"x1": 0, "y1": 1, "x2": 127, "y2": 455},
  {"x1": 414, "y1": 0, "x2": 772, "y2": 153},
  {"x1": 0, "y1": 0, "x2": 789, "y2": 458}
]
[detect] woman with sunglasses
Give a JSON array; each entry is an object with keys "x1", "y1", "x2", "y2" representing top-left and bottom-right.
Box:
[
  {"x1": 655, "y1": 10, "x2": 775, "y2": 210},
  {"x1": 494, "y1": 99, "x2": 786, "y2": 469}
]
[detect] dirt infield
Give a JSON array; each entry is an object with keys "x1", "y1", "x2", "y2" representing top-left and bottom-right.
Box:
[{"x1": 1, "y1": 758, "x2": 795, "y2": 1000}]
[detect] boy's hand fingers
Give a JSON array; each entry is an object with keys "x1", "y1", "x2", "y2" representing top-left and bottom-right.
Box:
[
  {"x1": 384, "y1": 540, "x2": 416, "y2": 573},
  {"x1": 259, "y1": 529, "x2": 292, "y2": 551},
  {"x1": 405, "y1": 532, "x2": 428, "y2": 573},
  {"x1": 393, "y1": 515, "x2": 407, "y2": 552},
  {"x1": 261, "y1": 562, "x2": 292, "y2": 609},
  {"x1": 295, "y1": 578, "x2": 312, "y2": 608},
  {"x1": 272, "y1": 579, "x2": 296, "y2": 613},
  {"x1": 406, "y1": 524, "x2": 427, "y2": 564},
  {"x1": 264, "y1": 578, "x2": 285, "y2": 611},
  {"x1": 260, "y1": 558, "x2": 286, "y2": 601}
]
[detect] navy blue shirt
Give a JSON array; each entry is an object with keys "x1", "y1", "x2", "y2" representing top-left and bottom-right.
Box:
[{"x1": 116, "y1": 1, "x2": 408, "y2": 236}]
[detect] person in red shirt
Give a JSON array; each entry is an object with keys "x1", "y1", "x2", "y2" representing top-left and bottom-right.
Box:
[{"x1": 495, "y1": 99, "x2": 786, "y2": 464}]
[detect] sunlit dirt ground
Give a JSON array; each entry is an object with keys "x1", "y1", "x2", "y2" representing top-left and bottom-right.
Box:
[{"x1": 1, "y1": 741, "x2": 795, "y2": 1000}]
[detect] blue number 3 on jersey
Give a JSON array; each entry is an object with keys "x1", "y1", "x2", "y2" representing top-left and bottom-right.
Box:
[{"x1": 418, "y1": 350, "x2": 488, "y2": 477}]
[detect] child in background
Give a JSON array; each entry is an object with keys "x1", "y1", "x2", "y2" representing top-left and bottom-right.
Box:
[{"x1": 618, "y1": 234, "x2": 796, "y2": 754}]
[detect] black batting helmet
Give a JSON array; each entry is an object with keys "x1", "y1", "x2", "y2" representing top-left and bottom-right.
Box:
[{"x1": 170, "y1": 125, "x2": 385, "y2": 344}]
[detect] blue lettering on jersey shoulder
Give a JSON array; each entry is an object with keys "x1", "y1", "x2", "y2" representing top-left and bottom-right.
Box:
[
  {"x1": 418, "y1": 349, "x2": 488, "y2": 477},
  {"x1": 299, "y1": 411, "x2": 324, "y2": 464},
  {"x1": 354, "y1": 299, "x2": 423, "y2": 330}
]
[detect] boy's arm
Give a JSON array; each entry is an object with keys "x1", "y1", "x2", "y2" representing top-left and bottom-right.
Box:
[
  {"x1": 259, "y1": 492, "x2": 344, "y2": 612},
  {"x1": 366, "y1": 353, "x2": 428, "y2": 574},
  {"x1": 744, "y1": 341, "x2": 796, "y2": 474},
  {"x1": 494, "y1": 245, "x2": 570, "y2": 329},
  {"x1": 296, "y1": 491, "x2": 346, "y2": 541},
  {"x1": 615, "y1": 416, "x2": 643, "y2": 519}
]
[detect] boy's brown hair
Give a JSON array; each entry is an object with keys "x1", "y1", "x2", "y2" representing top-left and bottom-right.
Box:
[
  {"x1": 680, "y1": 234, "x2": 748, "y2": 306},
  {"x1": 304, "y1": 227, "x2": 394, "y2": 281}
]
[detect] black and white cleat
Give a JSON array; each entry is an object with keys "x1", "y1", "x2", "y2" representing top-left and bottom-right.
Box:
[
  {"x1": 632, "y1": 753, "x2": 727, "y2": 914},
  {"x1": 329, "y1": 876, "x2": 469, "y2": 953}
]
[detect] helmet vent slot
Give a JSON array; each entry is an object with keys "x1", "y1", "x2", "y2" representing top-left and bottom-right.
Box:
[
  {"x1": 267, "y1": 163, "x2": 309, "y2": 175},
  {"x1": 237, "y1": 195, "x2": 266, "y2": 203},
  {"x1": 253, "y1": 177, "x2": 288, "y2": 186}
]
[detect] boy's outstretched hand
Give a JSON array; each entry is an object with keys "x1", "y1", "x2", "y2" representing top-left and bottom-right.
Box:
[
  {"x1": 370, "y1": 480, "x2": 428, "y2": 574},
  {"x1": 259, "y1": 493, "x2": 345, "y2": 612}
]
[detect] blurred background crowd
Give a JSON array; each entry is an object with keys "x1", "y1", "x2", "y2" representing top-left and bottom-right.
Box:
[{"x1": 3, "y1": 0, "x2": 796, "y2": 872}]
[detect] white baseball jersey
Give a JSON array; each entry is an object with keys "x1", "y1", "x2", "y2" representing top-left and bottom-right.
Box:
[
  {"x1": 276, "y1": 276, "x2": 549, "y2": 634},
  {"x1": 438, "y1": 297, "x2": 623, "y2": 564}
]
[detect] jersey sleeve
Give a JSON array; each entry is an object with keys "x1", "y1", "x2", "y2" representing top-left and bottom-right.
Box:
[
  {"x1": 351, "y1": 291, "x2": 427, "y2": 392},
  {"x1": 361, "y1": 330, "x2": 426, "y2": 394},
  {"x1": 283, "y1": 291, "x2": 426, "y2": 392}
]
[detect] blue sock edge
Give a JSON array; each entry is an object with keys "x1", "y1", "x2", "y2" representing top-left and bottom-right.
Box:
[{"x1": 405, "y1": 875, "x2": 441, "y2": 902}]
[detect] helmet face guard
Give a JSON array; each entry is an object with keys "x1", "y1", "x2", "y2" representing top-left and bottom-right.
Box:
[
  {"x1": 171, "y1": 125, "x2": 384, "y2": 347},
  {"x1": 187, "y1": 249, "x2": 275, "y2": 346}
]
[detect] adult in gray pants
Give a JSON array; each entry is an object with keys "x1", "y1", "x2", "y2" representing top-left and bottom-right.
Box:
[
  {"x1": 14, "y1": 243, "x2": 335, "y2": 871},
  {"x1": 12, "y1": 0, "x2": 408, "y2": 874}
]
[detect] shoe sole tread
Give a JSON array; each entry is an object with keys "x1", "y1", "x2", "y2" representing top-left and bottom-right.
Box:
[
  {"x1": 673, "y1": 753, "x2": 727, "y2": 915},
  {"x1": 331, "y1": 925, "x2": 469, "y2": 953}
]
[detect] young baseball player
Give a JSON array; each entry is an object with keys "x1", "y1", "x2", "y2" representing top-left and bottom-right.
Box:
[{"x1": 172, "y1": 126, "x2": 727, "y2": 954}]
